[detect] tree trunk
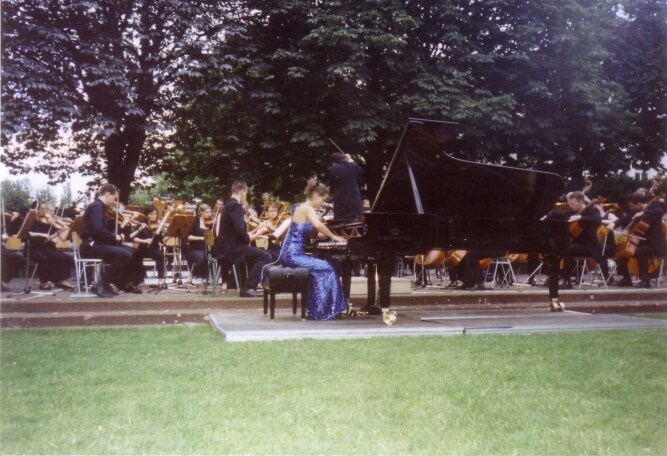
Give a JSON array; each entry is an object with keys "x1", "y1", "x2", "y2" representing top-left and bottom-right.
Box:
[{"x1": 104, "y1": 122, "x2": 146, "y2": 204}]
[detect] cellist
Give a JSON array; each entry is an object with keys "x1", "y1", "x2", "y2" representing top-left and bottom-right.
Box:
[
  {"x1": 560, "y1": 191, "x2": 603, "y2": 288},
  {"x1": 608, "y1": 182, "x2": 667, "y2": 288},
  {"x1": 606, "y1": 194, "x2": 645, "y2": 286}
]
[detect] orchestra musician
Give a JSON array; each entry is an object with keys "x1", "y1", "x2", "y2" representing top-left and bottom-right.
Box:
[
  {"x1": 608, "y1": 183, "x2": 667, "y2": 288},
  {"x1": 186, "y1": 204, "x2": 213, "y2": 286},
  {"x1": 256, "y1": 191, "x2": 271, "y2": 218},
  {"x1": 328, "y1": 152, "x2": 364, "y2": 221},
  {"x1": 560, "y1": 191, "x2": 603, "y2": 288},
  {"x1": 129, "y1": 206, "x2": 167, "y2": 284},
  {"x1": 80, "y1": 184, "x2": 136, "y2": 297},
  {"x1": 255, "y1": 202, "x2": 288, "y2": 259},
  {"x1": 214, "y1": 181, "x2": 272, "y2": 298},
  {"x1": 27, "y1": 202, "x2": 75, "y2": 290}
]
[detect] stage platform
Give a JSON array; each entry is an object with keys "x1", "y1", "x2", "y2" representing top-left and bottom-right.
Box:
[
  {"x1": 209, "y1": 308, "x2": 667, "y2": 342},
  {"x1": 2, "y1": 276, "x2": 666, "y2": 328}
]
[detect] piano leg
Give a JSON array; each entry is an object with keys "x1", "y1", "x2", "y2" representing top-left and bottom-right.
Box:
[
  {"x1": 361, "y1": 260, "x2": 382, "y2": 315},
  {"x1": 341, "y1": 257, "x2": 352, "y2": 300},
  {"x1": 377, "y1": 254, "x2": 394, "y2": 310},
  {"x1": 545, "y1": 253, "x2": 564, "y2": 311}
]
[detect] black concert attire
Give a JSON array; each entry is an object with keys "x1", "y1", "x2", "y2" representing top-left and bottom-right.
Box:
[
  {"x1": 561, "y1": 206, "x2": 602, "y2": 283},
  {"x1": 328, "y1": 160, "x2": 364, "y2": 221},
  {"x1": 187, "y1": 219, "x2": 208, "y2": 279},
  {"x1": 80, "y1": 199, "x2": 136, "y2": 289},
  {"x1": 616, "y1": 199, "x2": 667, "y2": 285},
  {"x1": 133, "y1": 226, "x2": 166, "y2": 279},
  {"x1": 214, "y1": 198, "x2": 272, "y2": 292},
  {"x1": 28, "y1": 219, "x2": 74, "y2": 284}
]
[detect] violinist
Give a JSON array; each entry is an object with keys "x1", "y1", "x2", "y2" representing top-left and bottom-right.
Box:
[
  {"x1": 80, "y1": 184, "x2": 135, "y2": 298},
  {"x1": 560, "y1": 191, "x2": 603, "y2": 288},
  {"x1": 262, "y1": 203, "x2": 287, "y2": 258},
  {"x1": 214, "y1": 181, "x2": 272, "y2": 298},
  {"x1": 185, "y1": 204, "x2": 212, "y2": 285},
  {"x1": 608, "y1": 184, "x2": 667, "y2": 288},
  {"x1": 27, "y1": 202, "x2": 75, "y2": 290},
  {"x1": 129, "y1": 206, "x2": 166, "y2": 284}
]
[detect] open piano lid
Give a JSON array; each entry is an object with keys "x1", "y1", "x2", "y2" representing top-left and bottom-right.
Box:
[{"x1": 371, "y1": 119, "x2": 564, "y2": 221}]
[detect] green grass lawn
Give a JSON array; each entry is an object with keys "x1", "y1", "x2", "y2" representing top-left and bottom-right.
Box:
[{"x1": 1, "y1": 327, "x2": 665, "y2": 455}]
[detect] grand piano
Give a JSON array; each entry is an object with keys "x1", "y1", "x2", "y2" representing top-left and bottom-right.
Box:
[{"x1": 328, "y1": 118, "x2": 569, "y2": 313}]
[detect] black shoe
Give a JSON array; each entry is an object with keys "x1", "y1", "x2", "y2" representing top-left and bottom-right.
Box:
[
  {"x1": 446, "y1": 281, "x2": 459, "y2": 289},
  {"x1": 635, "y1": 281, "x2": 651, "y2": 289},
  {"x1": 240, "y1": 289, "x2": 259, "y2": 298},
  {"x1": 615, "y1": 279, "x2": 633, "y2": 287},
  {"x1": 126, "y1": 284, "x2": 143, "y2": 294},
  {"x1": 95, "y1": 283, "x2": 115, "y2": 298}
]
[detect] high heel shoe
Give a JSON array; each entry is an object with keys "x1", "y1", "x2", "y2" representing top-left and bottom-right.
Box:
[{"x1": 56, "y1": 280, "x2": 74, "y2": 291}]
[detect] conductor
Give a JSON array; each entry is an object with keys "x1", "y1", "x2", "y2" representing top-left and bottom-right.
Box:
[{"x1": 328, "y1": 152, "x2": 364, "y2": 221}]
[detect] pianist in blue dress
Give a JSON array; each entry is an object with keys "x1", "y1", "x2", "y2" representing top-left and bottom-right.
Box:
[{"x1": 277, "y1": 178, "x2": 348, "y2": 320}]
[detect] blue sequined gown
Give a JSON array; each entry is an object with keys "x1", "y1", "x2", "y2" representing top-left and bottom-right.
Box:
[{"x1": 278, "y1": 223, "x2": 348, "y2": 320}]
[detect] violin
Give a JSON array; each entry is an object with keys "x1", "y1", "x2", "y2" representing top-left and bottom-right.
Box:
[{"x1": 203, "y1": 213, "x2": 214, "y2": 229}]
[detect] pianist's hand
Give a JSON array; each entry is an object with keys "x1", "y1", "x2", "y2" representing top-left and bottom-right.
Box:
[{"x1": 331, "y1": 235, "x2": 345, "y2": 243}]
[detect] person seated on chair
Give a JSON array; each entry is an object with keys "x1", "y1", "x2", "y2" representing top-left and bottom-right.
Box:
[
  {"x1": 607, "y1": 193, "x2": 645, "y2": 286},
  {"x1": 214, "y1": 181, "x2": 272, "y2": 297},
  {"x1": 186, "y1": 203, "x2": 213, "y2": 286},
  {"x1": 560, "y1": 191, "x2": 602, "y2": 288},
  {"x1": 129, "y1": 206, "x2": 166, "y2": 282},
  {"x1": 80, "y1": 183, "x2": 139, "y2": 297},
  {"x1": 27, "y1": 202, "x2": 75, "y2": 290},
  {"x1": 608, "y1": 184, "x2": 667, "y2": 288}
]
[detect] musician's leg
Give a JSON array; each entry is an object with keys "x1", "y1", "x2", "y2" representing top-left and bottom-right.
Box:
[
  {"x1": 635, "y1": 244, "x2": 654, "y2": 286},
  {"x1": 242, "y1": 246, "x2": 272, "y2": 290},
  {"x1": 615, "y1": 258, "x2": 632, "y2": 284},
  {"x1": 92, "y1": 245, "x2": 133, "y2": 287},
  {"x1": 30, "y1": 249, "x2": 51, "y2": 283}
]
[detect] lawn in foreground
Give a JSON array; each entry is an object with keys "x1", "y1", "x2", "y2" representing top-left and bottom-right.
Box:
[{"x1": 1, "y1": 327, "x2": 665, "y2": 455}]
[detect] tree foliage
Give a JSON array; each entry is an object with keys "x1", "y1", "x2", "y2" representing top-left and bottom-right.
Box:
[
  {"x1": 3, "y1": 0, "x2": 665, "y2": 201},
  {"x1": 2, "y1": 0, "x2": 231, "y2": 202},
  {"x1": 166, "y1": 0, "x2": 665, "y2": 199},
  {"x1": 1, "y1": 179, "x2": 33, "y2": 213}
]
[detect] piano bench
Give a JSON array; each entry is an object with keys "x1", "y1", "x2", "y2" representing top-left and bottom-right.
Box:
[{"x1": 262, "y1": 266, "x2": 310, "y2": 320}]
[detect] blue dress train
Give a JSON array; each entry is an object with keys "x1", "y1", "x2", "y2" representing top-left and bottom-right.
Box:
[{"x1": 278, "y1": 223, "x2": 348, "y2": 320}]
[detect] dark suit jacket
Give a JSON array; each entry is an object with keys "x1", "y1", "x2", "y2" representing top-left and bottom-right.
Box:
[
  {"x1": 81, "y1": 199, "x2": 117, "y2": 245},
  {"x1": 642, "y1": 199, "x2": 667, "y2": 255},
  {"x1": 214, "y1": 198, "x2": 250, "y2": 262},
  {"x1": 328, "y1": 161, "x2": 363, "y2": 221}
]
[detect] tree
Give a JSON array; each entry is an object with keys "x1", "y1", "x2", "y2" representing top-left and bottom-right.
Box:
[
  {"x1": 1, "y1": 179, "x2": 32, "y2": 213},
  {"x1": 59, "y1": 182, "x2": 73, "y2": 209},
  {"x1": 35, "y1": 186, "x2": 57, "y2": 206},
  {"x1": 166, "y1": 0, "x2": 659, "y2": 199},
  {"x1": 2, "y1": 0, "x2": 230, "y2": 202},
  {"x1": 607, "y1": 0, "x2": 667, "y2": 170}
]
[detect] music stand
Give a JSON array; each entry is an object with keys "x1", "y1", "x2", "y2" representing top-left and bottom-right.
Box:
[
  {"x1": 8, "y1": 210, "x2": 56, "y2": 298},
  {"x1": 65, "y1": 216, "x2": 84, "y2": 241},
  {"x1": 149, "y1": 213, "x2": 196, "y2": 293}
]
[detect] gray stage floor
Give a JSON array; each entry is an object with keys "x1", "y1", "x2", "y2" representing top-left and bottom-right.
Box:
[{"x1": 209, "y1": 308, "x2": 667, "y2": 342}]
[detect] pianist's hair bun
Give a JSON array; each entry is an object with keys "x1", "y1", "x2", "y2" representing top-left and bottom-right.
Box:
[{"x1": 305, "y1": 177, "x2": 330, "y2": 198}]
